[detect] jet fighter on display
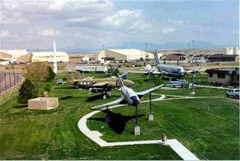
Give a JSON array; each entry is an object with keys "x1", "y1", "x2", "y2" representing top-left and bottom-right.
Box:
[{"x1": 91, "y1": 74, "x2": 164, "y2": 109}]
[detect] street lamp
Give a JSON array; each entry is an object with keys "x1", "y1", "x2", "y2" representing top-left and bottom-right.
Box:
[
  {"x1": 190, "y1": 40, "x2": 196, "y2": 95},
  {"x1": 102, "y1": 45, "x2": 105, "y2": 50},
  {"x1": 192, "y1": 40, "x2": 195, "y2": 55},
  {"x1": 145, "y1": 42, "x2": 148, "y2": 61},
  {"x1": 190, "y1": 74, "x2": 196, "y2": 95}
]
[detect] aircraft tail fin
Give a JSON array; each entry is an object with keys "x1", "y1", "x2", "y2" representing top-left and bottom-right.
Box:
[
  {"x1": 66, "y1": 73, "x2": 74, "y2": 84},
  {"x1": 74, "y1": 71, "x2": 83, "y2": 79},
  {"x1": 154, "y1": 53, "x2": 161, "y2": 65}
]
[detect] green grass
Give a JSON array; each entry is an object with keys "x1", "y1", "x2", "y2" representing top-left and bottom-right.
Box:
[
  {"x1": 0, "y1": 72, "x2": 239, "y2": 160},
  {"x1": 0, "y1": 73, "x2": 180, "y2": 160},
  {"x1": 88, "y1": 98, "x2": 239, "y2": 160}
]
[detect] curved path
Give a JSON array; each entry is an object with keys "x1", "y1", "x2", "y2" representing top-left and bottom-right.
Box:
[{"x1": 77, "y1": 94, "x2": 218, "y2": 160}]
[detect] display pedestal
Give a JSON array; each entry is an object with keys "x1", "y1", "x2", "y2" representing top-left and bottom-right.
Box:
[
  {"x1": 148, "y1": 113, "x2": 154, "y2": 121},
  {"x1": 134, "y1": 125, "x2": 140, "y2": 135}
]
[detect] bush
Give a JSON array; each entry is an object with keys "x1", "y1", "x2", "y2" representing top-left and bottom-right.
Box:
[
  {"x1": 47, "y1": 66, "x2": 56, "y2": 82},
  {"x1": 18, "y1": 79, "x2": 39, "y2": 104},
  {"x1": 44, "y1": 84, "x2": 52, "y2": 92}
]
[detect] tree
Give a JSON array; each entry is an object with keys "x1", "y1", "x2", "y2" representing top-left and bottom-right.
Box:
[
  {"x1": 18, "y1": 79, "x2": 39, "y2": 104},
  {"x1": 47, "y1": 66, "x2": 56, "y2": 81},
  {"x1": 24, "y1": 62, "x2": 49, "y2": 82},
  {"x1": 24, "y1": 62, "x2": 55, "y2": 82}
]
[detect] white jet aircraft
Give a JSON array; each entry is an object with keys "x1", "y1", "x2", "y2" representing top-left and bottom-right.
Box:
[{"x1": 91, "y1": 75, "x2": 164, "y2": 110}]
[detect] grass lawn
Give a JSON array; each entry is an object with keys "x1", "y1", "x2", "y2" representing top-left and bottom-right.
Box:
[
  {"x1": 0, "y1": 72, "x2": 239, "y2": 160},
  {"x1": 88, "y1": 98, "x2": 239, "y2": 160}
]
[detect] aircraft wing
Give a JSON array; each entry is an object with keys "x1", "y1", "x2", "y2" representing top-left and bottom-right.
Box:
[
  {"x1": 128, "y1": 70, "x2": 147, "y2": 74},
  {"x1": 91, "y1": 96, "x2": 124, "y2": 110},
  {"x1": 129, "y1": 70, "x2": 162, "y2": 74},
  {"x1": 136, "y1": 84, "x2": 164, "y2": 97},
  {"x1": 92, "y1": 82, "x2": 109, "y2": 87}
]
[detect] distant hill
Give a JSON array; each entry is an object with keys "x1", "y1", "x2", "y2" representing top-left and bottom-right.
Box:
[
  {"x1": 28, "y1": 41, "x2": 226, "y2": 53},
  {"x1": 116, "y1": 41, "x2": 223, "y2": 51}
]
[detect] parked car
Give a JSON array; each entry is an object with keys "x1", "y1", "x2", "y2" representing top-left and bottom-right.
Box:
[{"x1": 226, "y1": 89, "x2": 239, "y2": 99}]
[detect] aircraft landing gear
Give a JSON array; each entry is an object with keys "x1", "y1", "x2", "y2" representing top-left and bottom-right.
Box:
[
  {"x1": 134, "y1": 105, "x2": 140, "y2": 135},
  {"x1": 102, "y1": 89, "x2": 112, "y2": 99}
]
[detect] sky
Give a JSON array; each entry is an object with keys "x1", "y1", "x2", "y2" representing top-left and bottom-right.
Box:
[{"x1": 0, "y1": 0, "x2": 239, "y2": 50}]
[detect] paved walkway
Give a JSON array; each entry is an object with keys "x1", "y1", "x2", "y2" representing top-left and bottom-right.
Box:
[
  {"x1": 195, "y1": 84, "x2": 231, "y2": 90},
  {"x1": 167, "y1": 139, "x2": 199, "y2": 160},
  {"x1": 78, "y1": 95, "x2": 200, "y2": 160}
]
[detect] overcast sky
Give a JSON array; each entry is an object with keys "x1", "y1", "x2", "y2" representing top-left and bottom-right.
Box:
[{"x1": 0, "y1": 0, "x2": 239, "y2": 50}]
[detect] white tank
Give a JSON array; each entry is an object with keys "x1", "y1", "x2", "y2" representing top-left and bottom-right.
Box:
[
  {"x1": 233, "y1": 47, "x2": 240, "y2": 55},
  {"x1": 225, "y1": 47, "x2": 233, "y2": 55}
]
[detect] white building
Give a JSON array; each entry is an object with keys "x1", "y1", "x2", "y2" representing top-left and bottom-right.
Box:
[
  {"x1": 0, "y1": 49, "x2": 29, "y2": 62},
  {"x1": 191, "y1": 55, "x2": 206, "y2": 64},
  {"x1": 98, "y1": 49, "x2": 155, "y2": 61},
  {"x1": 31, "y1": 52, "x2": 69, "y2": 63},
  {"x1": 225, "y1": 47, "x2": 240, "y2": 55},
  {"x1": 233, "y1": 47, "x2": 240, "y2": 55}
]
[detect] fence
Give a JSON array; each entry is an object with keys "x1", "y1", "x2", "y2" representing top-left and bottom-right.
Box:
[{"x1": 0, "y1": 71, "x2": 23, "y2": 95}]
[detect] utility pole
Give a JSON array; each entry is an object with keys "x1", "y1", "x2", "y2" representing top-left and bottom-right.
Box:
[
  {"x1": 53, "y1": 41, "x2": 57, "y2": 74},
  {"x1": 145, "y1": 42, "x2": 148, "y2": 60},
  {"x1": 192, "y1": 40, "x2": 195, "y2": 55}
]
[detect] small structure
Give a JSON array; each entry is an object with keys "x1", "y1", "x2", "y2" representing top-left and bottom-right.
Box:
[
  {"x1": 191, "y1": 55, "x2": 206, "y2": 64},
  {"x1": 28, "y1": 97, "x2": 58, "y2": 110},
  {"x1": 205, "y1": 68, "x2": 239, "y2": 86},
  {"x1": 165, "y1": 53, "x2": 185, "y2": 61},
  {"x1": 207, "y1": 54, "x2": 238, "y2": 62},
  {"x1": 226, "y1": 47, "x2": 240, "y2": 55},
  {"x1": 98, "y1": 49, "x2": 154, "y2": 61}
]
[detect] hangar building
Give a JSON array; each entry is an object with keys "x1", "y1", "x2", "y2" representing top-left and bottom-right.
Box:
[
  {"x1": 30, "y1": 52, "x2": 69, "y2": 63},
  {"x1": 0, "y1": 50, "x2": 69, "y2": 63},
  {"x1": 0, "y1": 50, "x2": 29, "y2": 62},
  {"x1": 98, "y1": 49, "x2": 154, "y2": 61}
]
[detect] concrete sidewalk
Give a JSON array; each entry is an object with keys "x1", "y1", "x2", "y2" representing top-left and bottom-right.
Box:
[{"x1": 78, "y1": 94, "x2": 200, "y2": 160}]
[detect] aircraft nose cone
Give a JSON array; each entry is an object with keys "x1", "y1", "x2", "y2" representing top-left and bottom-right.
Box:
[
  {"x1": 123, "y1": 80, "x2": 135, "y2": 86},
  {"x1": 130, "y1": 96, "x2": 140, "y2": 106}
]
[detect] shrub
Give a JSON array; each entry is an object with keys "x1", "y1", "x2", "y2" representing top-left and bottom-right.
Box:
[
  {"x1": 47, "y1": 66, "x2": 56, "y2": 82},
  {"x1": 18, "y1": 79, "x2": 39, "y2": 104},
  {"x1": 44, "y1": 84, "x2": 52, "y2": 92}
]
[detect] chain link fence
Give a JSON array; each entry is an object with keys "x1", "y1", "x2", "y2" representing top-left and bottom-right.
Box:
[{"x1": 0, "y1": 71, "x2": 23, "y2": 95}]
